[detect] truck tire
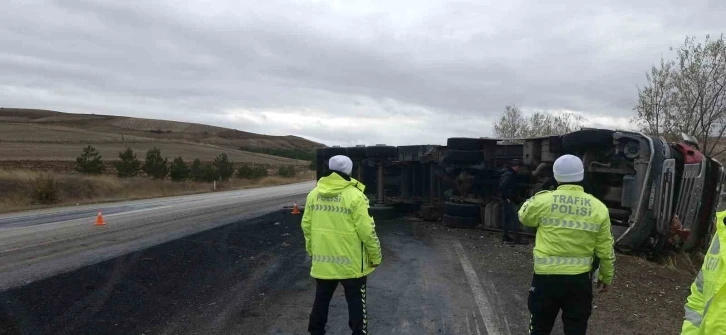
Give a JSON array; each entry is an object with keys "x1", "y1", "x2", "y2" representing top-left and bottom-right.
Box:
[
  {"x1": 315, "y1": 148, "x2": 326, "y2": 178},
  {"x1": 444, "y1": 150, "x2": 484, "y2": 164},
  {"x1": 562, "y1": 129, "x2": 614, "y2": 152},
  {"x1": 442, "y1": 214, "x2": 480, "y2": 229},
  {"x1": 346, "y1": 146, "x2": 367, "y2": 160},
  {"x1": 322, "y1": 147, "x2": 348, "y2": 159},
  {"x1": 365, "y1": 146, "x2": 398, "y2": 159},
  {"x1": 447, "y1": 137, "x2": 483, "y2": 150},
  {"x1": 443, "y1": 202, "x2": 480, "y2": 217}
]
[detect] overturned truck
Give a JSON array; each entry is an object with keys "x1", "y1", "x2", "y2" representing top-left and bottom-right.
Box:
[{"x1": 315, "y1": 128, "x2": 725, "y2": 253}]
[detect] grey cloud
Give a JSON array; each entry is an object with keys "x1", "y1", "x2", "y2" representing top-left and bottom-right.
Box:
[{"x1": 1, "y1": 0, "x2": 725, "y2": 146}]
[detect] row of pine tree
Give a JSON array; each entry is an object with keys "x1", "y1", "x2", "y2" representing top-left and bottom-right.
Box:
[{"x1": 75, "y1": 145, "x2": 297, "y2": 182}]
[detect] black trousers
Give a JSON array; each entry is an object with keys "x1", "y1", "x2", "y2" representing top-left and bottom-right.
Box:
[
  {"x1": 528, "y1": 272, "x2": 593, "y2": 335},
  {"x1": 501, "y1": 200, "x2": 520, "y2": 241},
  {"x1": 308, "y1": 276, "x2": 368, "y2": 335}
]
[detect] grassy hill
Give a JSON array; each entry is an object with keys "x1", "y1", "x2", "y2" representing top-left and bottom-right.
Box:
[{"x1": 0, "y1": 108, "x2": 325, "y2": 166}]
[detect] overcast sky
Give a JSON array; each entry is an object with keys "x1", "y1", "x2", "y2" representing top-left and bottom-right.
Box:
[{"x1": 0, "y1": 1, "x2": 723, "y2": 146}]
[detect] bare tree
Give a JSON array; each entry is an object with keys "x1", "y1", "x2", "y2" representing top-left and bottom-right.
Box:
[
  {"x1": 634, "y1": 34, "x2": 726, "y2": 156},
  {"x1": 493, "y1": 105, "x2": 529, "y2": 139},
  {"x1": 526, "y1": 111, "x2": 584, "y2": 137},
  {"x1": 493, "y1": 105, "x2": 584, "y2": 139},
  {"x1": 633, "y1": 58, "x2": 679, "y2": 138}
]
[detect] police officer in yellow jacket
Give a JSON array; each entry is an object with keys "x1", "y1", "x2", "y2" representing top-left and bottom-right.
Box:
[
  {"x1": 681, "y1": 210, "x2": 726, "y2": 334},
  {"x1": 302, "y1": 155, "x2": 382, "y2": 335},
  {"x1": 518, "y1": 154, "x2": 615, "y2": 335}
]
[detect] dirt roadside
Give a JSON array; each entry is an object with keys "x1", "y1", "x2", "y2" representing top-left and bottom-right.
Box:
[
  {"x1": 0, "y1": 170, "x2": 315, "y2": 214},
  {"x1": 423, "y1": 219, "x2": 696, "y2": 335}
]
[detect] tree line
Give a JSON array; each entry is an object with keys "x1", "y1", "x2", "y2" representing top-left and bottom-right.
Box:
[
  {"x1": 493, "y1": 105, "x2": 584, "y2": 140},
  {"x1": 634, "y1": 34, "x2": 726, "y2": 156},
  {"x1": 75, "y1": 145, "x2": 298, "y2": 181},
  {"x1": 492, "y1": 33, "x2": 726, "y2": 157},
  {"x1": 239, "y1": 146, "x2": 315, "y2": 161}
]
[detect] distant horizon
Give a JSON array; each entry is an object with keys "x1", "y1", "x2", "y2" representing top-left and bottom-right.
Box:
[
  {"x1": 1, "y1": 106, "x2": 680, "y2": 148},
  {"x1": 0, "y1": 106, "x2": 328, "y2": 146}
]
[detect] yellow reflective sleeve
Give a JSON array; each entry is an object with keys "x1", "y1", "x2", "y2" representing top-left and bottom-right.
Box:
[
  {"x1": 301, "y1": 192, "x2": 314, "y2": 256},
  {"x1": 353, "y1": 193, "x2": 382, "y2": 265},
  {"x1": 680, "y1": 237, "x2": 715, "y2": 334},
  {"x1": 518, "y1": 193, "x2": 546, "y2": 228},
  {"x1": 594, "y1": 209, "x2": 615, "y2": 285},
  {"x1": 681, "y1": 278, "x2": 705, "y2": 334}
]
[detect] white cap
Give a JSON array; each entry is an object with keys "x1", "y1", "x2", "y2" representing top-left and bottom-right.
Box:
[
  {"x1": 328, "y1": 155, "x2": 353, "y2": 176},
  {"x1": 553, "y1": 154, "x2": 584, "y2": 183}
]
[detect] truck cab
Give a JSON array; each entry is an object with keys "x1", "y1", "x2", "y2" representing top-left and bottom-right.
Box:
[{"x1": 519, "y1": 129, "x2": 724, "y2": 253}]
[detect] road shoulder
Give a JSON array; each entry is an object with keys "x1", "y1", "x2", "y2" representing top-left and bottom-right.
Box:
[{"x1": 431, "y1": 221, "x2": 695, "y2": 335}]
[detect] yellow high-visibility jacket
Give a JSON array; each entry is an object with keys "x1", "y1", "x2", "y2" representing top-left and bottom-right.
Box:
[
  {"x1": 681, "y1": 210, "x2": 726, "y2": 334},
  {"x1": 301, "y1": 173, "x2": 382, "y2": 280},
  {"x1": 518, "y1": 185, "x2": 616, "y2": 284}
]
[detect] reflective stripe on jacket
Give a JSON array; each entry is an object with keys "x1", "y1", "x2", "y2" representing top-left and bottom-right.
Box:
[
  {"x1": 301, "y1": 173, "x2": 382, "y2": 280},
  {"x1": 682, "y1": 210, "x2": 726, "y2": 335},
  {"x1": 518, "y1": 184, "x2": 615, "y2": 284}
]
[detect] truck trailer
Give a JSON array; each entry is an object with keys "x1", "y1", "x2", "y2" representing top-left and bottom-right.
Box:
[{"x1": 315, "y1": 128, "x2": 725, "y2": 254}]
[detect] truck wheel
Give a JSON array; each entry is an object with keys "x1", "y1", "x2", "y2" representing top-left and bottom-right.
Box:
[
  {"x1": 444, "y1": 150, "x2": 484, "y2": 164},
  {"x1": 447, "y1": 137, "x2": 484, "y2": 150},
  {"x1": 442, "y1": 214, "x2": 480, "y2": 229},
  {"x1": 561, "y1": 129, "x2": 614, "y2": 152},
  {"x1": 346, "y1": 146, "x2": 367, "y2": 160},
  {"x1": 365, "y1": 146, "x2": 398, "y2": 159},
  {"x1": 322, "y1": 147, "x2": 348, "y2": 159},
  {"x1": 443, "y1": 202, "x2": 480, "y2": 217}
]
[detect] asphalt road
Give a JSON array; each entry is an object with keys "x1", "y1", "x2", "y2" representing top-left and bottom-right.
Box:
[
  {"x1": 0, "y1": 185, "x2": 684, "y2": 335},
  {"x1": 1, "y1": 211, "x2": 521, "y2": 335},
  {"x1": 0, "y1": 181, "x2": 315, "y2": 291},
  {"x1": 245, "y1": 220, "x2": 516, "y2": 335}
]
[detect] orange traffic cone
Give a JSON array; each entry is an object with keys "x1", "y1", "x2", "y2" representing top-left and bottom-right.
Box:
[
  {"x1": 291, "y1": 202, "x2": 300, "y2": 215},
  {"x1": 95, "y1": 210, "x2": 106, "y2": 226}
]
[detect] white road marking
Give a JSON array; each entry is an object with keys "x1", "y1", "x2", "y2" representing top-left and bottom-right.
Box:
[
  {"x1": 466, "y1": 315, "x2": 472, "y2": 335},
  {"x1": 473, "y1": 311, "x2": 482, "y2": 335},
  {"x1": 493, "y1": 290, "x2": 514, "y2": 334},
  {"x1": 502, "y1": 311, "x2": 512, "y2": 333},
  {"x1": 454, "y1": 240, "x2": 508, "y2": 335},
  {"x1": 0, "y1": 206, "x2": 178, "y2": 254},
  {"x1": 105, "y1": 205, "x2": 174, "y2": 217}
]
